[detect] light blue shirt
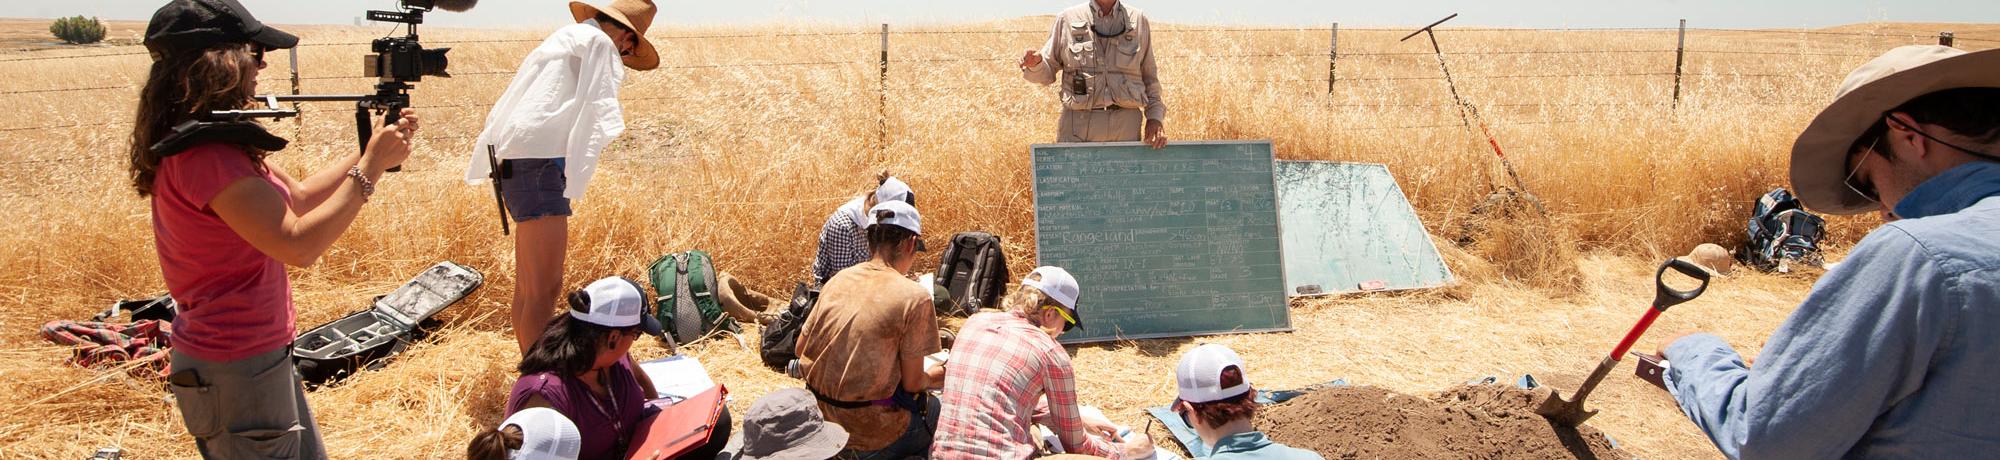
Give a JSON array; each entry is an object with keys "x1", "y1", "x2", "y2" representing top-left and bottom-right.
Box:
[
  {"x1": 1198, "y1": 431, "x2": 1324, "y2": 460},
  {"x1": 1663, "y1": 162, "x2": 2000, "y2": 459}
]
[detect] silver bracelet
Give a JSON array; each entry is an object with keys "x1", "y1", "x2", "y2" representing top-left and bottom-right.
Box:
[{"x1": 346, "y1": 166, "x2": 375, "y2": 201}]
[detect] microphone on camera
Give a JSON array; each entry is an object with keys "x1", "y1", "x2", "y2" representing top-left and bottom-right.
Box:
[{"x1": 431, "y1": 0, "x2": 478, "y2": 13}]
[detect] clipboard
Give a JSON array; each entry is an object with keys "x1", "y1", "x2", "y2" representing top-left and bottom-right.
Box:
[{"x1": 624, "y1": 384, "x2": 728, "y2": 460}]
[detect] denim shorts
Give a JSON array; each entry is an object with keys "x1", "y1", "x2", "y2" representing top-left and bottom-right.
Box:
[{"x1": 500, "y1": 158, "x2": 571, "y2": 222}]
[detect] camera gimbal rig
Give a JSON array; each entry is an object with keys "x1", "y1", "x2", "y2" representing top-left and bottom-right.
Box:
[{"x1": 209, "y1": 0, "x2": 466, "y2": 171}]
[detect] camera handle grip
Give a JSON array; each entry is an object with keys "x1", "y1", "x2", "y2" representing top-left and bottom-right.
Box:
[{"x1": 355, "y1": 102, "x2": 405, "y2": 173}]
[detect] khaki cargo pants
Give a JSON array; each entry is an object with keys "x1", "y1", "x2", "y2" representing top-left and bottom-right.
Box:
[
  {"x1": 167, "y1": 347, "x2": 327, "y2": 459},
  {"x1": 1057, "y1": 107, "x2": 1145, "y2": 143}
]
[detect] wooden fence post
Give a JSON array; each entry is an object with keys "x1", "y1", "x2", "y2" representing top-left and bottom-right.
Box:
[
  {"x1": 1327, "y1": 22, "x2": 1338, "y2": 95},
  {"x1": 1672, "y1": 19, "x2": 1687, "y2": 111},
  {"x1": 1940, "y1": 31, "x2": 1955, "y2": 47}
]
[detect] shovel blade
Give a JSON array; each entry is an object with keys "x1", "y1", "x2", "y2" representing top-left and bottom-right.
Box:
[{"x1": 1533, "y1": 387, "x2": 1599, "y2": 427}]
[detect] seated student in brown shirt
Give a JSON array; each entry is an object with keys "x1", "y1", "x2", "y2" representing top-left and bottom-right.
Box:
[{"x1": 795, "y1": 200, "x2": 942, "y2": 459}]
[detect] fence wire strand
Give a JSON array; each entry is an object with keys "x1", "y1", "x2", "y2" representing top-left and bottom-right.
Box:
[{"x1": 3, "y1": 25, "x2": 1994, "y2": 169}]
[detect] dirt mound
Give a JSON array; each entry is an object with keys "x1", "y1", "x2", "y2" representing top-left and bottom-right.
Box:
[{"x1": 1256, "y1": 385, "x2": 1628, "y2": 460}]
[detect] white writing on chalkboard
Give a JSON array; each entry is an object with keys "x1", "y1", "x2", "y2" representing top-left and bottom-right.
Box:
[{"x1": 1032, "y1": 141, "x2": 1292, "y2": 344}]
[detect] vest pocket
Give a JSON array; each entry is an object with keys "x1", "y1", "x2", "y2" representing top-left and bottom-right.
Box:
[
  {"x1": 1066, "y1": 39, "x2": 1095, "y2": 66},
  {"x1": 1114, "y1": 33, "x2": 1141, "y2": 69},
  {"x1": 1119, "y1": 79, "x2": 1149, "y2": 110}
]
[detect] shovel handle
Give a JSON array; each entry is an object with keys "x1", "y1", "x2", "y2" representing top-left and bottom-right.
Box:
[
  {"x1": 1653, "y1": 258, "x2": 1711, "y2": 312},
  {"x1": 1609, "y1": 307, "x2": 1664, "y2": 360},
  {"x1": 1561, "y1": 259, "x2": 1712, "y2": 414},
  {"x1": 1605, "y1": 259, "x2": 1711, "y2": 360}
]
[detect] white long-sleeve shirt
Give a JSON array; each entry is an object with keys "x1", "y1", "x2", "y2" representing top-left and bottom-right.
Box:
[{"x1": 465, "y1": 19, "x2": 626, "y2": 200}]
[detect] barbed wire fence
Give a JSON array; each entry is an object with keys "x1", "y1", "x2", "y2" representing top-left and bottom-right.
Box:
[{"x1": 0, "y1": 20, "x2": 1987, "y2": 204}]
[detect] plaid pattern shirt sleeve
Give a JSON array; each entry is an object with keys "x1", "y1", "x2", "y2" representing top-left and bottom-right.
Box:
[
  {"x1": 937, "y1": 314, "x2": 1125, "y2": 460},
  {"x1": 933, "y1": 315, "x2": 1039, "y2": 459},
  {"x1": 1041, "y1": 347, "x2": 1123, "y2": 459},
  {"x1": 811, "y1": 210, "x2": 868, "y2": 284}
]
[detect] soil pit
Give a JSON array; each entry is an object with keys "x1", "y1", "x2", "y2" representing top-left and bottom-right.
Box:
[{"x1": 1255, "y1": 384, "x2": 1629, "y2": 460}]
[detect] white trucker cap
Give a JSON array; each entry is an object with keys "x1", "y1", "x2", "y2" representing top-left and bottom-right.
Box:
[
  {"x1": 568, "y1": 276, "x2": 663, "y2": 337},
  {"x1": 502, "y1": 407, "x2": 583, "y2": 460},
  {"x1": 875, "y1": 176, "x2": 915, "y2": 206},
  {"x1": 1022, "y1": 266, "x2": 1081, "y2": 310},
  {"x1": 1175, "y1": 344, "x2": 1252, "y2": 403},
  {"x1": 1023, "y1": 266, "x2": 1082, "y2": 330}
]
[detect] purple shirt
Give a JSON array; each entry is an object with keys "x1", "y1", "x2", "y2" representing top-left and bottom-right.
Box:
[{"x1": 507, "y1": 358, "x2": 647, "y2": 459}]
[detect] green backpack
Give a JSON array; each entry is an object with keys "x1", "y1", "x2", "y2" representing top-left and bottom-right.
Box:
[{"x1": 648, "y1": 250, "x2": 736, "y2": 345}]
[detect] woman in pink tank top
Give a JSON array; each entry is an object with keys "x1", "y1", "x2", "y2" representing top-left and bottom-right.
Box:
[{"x1": 131, "y1": 1, "x2": 421, "y2": 457}]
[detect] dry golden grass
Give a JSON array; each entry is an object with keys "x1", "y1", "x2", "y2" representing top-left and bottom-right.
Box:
[{"x1": 0, "y1": 16, "x2": 1996, "y2": 459}]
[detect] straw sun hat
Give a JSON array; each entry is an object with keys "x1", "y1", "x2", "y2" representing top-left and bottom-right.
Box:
[
  {"x1": 568, "y1": 0, "x2": 660, "y2": 70},
  {"x1": 1674, "y1": 243, "x2": 1734, "y2": 277},
  {"x1": 1789, "y1": 46, "x2": 2000, "y2": 215}
]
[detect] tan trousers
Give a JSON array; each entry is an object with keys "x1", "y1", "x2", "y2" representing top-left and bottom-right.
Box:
[
  {"x1": 717, "y1": 271, "x2": 781, "y2": 325},
  {"x1": 1057, "y1": 108, "x2": 1144, "y2": 143}
]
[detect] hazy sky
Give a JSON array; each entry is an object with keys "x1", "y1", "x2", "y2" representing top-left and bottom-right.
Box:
[{"x1": 4, "y1": 0, "x2": 1994, "y2": 30}]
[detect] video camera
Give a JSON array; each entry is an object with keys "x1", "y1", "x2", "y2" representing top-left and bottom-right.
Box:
[
  {"x1": 208, "y1": 0, "x2": 477, "y2": 171},
  {"x1": 364, "y1": 0, "x2": 457, "y2": 85}
]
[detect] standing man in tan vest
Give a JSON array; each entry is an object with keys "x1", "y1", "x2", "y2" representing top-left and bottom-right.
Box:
[{"x1": 1022, "y1": 0, "x2": 1168, "y2": 148}]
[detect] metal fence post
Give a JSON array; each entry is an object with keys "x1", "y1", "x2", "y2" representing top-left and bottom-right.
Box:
[
  {"x1": 1327, "y1": 22, "x2": 1338, "y2": 95},
  {"x1": 289, "y1": 47, "x2": 302, "y2": 128},
  {"x1": 1940, "y1": 31, "x2": 1955, "y2": 47},
  {"x1": 879, "y1": 23, "x2": 889, "y2": 153},
  {"x1": 1672, "y1": 19, "x2": 1687, "y2": 111}
]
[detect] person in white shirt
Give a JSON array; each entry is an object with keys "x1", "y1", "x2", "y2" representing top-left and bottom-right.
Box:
[{"x1": 467, "y1": 0, "x2": 659, "y2": 353}]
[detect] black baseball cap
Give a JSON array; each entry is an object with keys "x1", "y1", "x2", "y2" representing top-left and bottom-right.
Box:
[{"x1": 144, "y1": 0, "x2": 298, "y2": 57}]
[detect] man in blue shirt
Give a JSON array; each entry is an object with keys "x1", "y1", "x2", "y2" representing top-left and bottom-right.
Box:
[{"x1": 1657, "y1": 45, "x2": 2000, "y2": 459}]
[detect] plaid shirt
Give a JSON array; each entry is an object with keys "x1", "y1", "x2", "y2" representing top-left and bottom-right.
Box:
[
  {"x1": 811, "y1": 198, "x2": 870, "y2": 285},
  {"x1": 40, "y1": 320, "x2": 174, "y2": 379},
  {"x1": 932, "y1": 312, "x2": 1121, "y2": 460}
]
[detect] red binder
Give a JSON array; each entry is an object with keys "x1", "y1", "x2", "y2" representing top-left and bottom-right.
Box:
[{"x1": 624, "y1": 384, "x2": 728, "y2": 460}]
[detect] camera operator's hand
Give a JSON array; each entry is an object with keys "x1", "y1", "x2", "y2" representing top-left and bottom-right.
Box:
[{"x1": 362, "y1": 108, "x2": 421, "y2": 174}]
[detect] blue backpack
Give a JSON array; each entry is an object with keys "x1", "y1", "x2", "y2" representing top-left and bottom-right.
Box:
[{"x1": 1742, "y1": 188, "x2": 1827, "y2": 271}]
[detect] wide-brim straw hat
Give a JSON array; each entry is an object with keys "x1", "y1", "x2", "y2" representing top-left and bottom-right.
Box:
[
  {"x1": 1790, "y1": 46, "x2": 2000, "y2": 215},
  {"x1": 569, "y1": 0, "x2": 660, "y2": 71}
]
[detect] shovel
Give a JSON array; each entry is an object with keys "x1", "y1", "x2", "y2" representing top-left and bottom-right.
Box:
[{"x1": 1535, "y1": 258, "x2": 1711, "y2": 426}]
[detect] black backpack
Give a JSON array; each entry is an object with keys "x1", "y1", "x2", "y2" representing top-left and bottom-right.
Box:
[
  {"x1": 759, "y1": 282, "x2": 818, "y2": 370},
  {"x1": 934, "y1": 232, "x2": 1009, "y2": 316},
  {"x1": 1742, "y1": 188, "x2": 1827, "y2": 271},
  {"x1": 95, "y1": 295, "x2": 178, "y2": 323}
]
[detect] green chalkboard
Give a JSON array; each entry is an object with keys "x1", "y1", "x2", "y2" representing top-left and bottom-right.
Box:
[{"x1": 1032, "y1": 141, "x2": 1291, "y2": 344}]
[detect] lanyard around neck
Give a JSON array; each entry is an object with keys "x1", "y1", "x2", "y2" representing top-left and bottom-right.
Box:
[{"x1": 579, "y1": 371, "x2": 624, "y2": 442}]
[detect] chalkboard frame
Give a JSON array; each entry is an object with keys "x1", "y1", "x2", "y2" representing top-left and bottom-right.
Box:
[{"x1": 1030, "y1": 140, "x2": 1294, "y2": 344}]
